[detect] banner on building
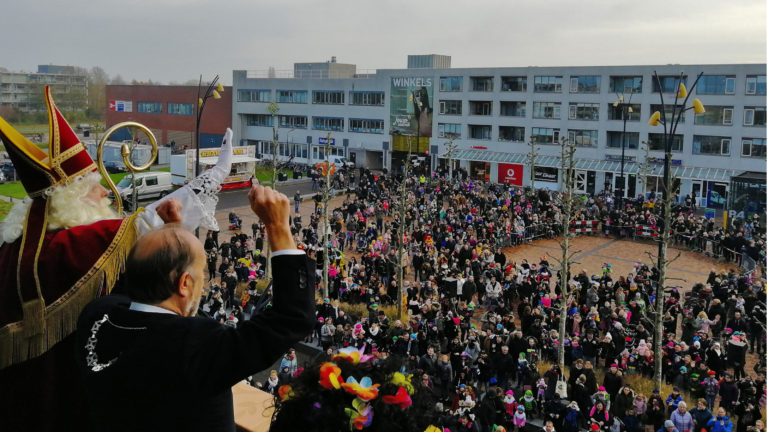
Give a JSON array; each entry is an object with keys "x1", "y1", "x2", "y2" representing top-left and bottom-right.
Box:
[
  {"x1": 497, "y1": 163, "x2": 524, "y2": 186},
  {"x1": 534, "y1": 166, "x2": 558, "y2": 183},
  {"x1": 390, "y1": 77, "x2": 433, "y2": 137},
  {"x1": 108, "y1": 100, "x2": 132, "y2": 112}
]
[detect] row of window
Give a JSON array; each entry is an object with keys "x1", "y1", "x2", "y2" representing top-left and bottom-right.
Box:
[
  {"x1": 257, "y1": 141, "x2": 346, "y2": 159},
  {"x1": 243, "y1": 114, "x2": 385, "y2": 134},
  {"x1": 136, "y1": 102, "x2": 195, "y2": 115},
  {"x1": 438, "y1": 123, "x2": 765, "y2": 158},
  {"x1": 438, "y1": 74, "x2": 767, "y2": 95},
  {"x1": 438, "y1": 99, "x2": 767, "y2": 126},
  {"x1": 237, "y1": 89, "x2": 385, "y2": 106}
]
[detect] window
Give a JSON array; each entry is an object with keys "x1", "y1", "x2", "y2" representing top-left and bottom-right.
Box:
[
  {"x1": 438, "y1": 100, "x2": 462, "y2": 115},
  {"x1": 167, "y1": 103, "x2": 194, "y2": 116},
  {"x1": 470, "y1": 76, "x2": 493, "y2": 91},
  {"x1": 606, "y1": 131, "x2": 639, "y2": 149},
  {"x1": 313, "y1": 146, "x2": 345, "y2": 160},
  {"x1": 694, "y1": 106, "x2": 734, "y2": 126},
  {"x1": 243, "y1": 114, "x2": 273, "y2": 127},
  {"x1": 534, "y1": 76, "x2": 563, "y2": 93},
  {"x1": 697, "y1": 75, "x2": 736, "y2": 95},
  {"x1": 693, "y1": 135, "x2": 730, "y2": 155},
  {"x1": 609, "y1": 76, "x2": 642, "y2": 94},
  {"x1": 349, "y1": 118, "x2": 384, "y2": 134},
  {"x1": 499, "y1": 126, "x2": 525, "y2": 142},
  {"x1": 531, "y1": 127, "x2": 560, "y2": 145},
  {"x1": 237, "y1": 89, "x2": 271, "y2": 102},
  {"x1": 468, "y1": 124, "x2": 491, "y2": 140},
  {"x1": 439, "y1": 77, "x2": 463, "y2": 92},
  {"x1": 607, "y1": 104, "x2": 641, "y2": 121},
  {"x1": 568, "y1": 103, "x2": 600, "y2": 120},
  {"x1": 647, "y1": 133, "x2": 683, "y2": 152},
  {"x1": 469, "y1": 101, "x2": 492, "y2": 116},
  {"x1": 500, "y1": 101, "x2": 526, "y2": 117},
  {"x1": 438, "y1": 123, "x2": 461, "y2": 138},
  {"x1": 569, "y1": 76, "x2": 601, "y2": 93},
  {"x1": 533, "y1": 102, "x2": 561, "y2": 119},
  {"x1": 349, "y1": 91, "x2": 385, "y2": 106},
  {"x1": 145, "y1": 177, "x2": 158, "y2": 186},
  {"x1": 567, "y1": 129, "x2": 598, "y2": 147},
  {"x1": 276, "y1": 90, "x2": 308, "y2": 103},
  {"x1": 652, "y1": 75, "x2": 687, "y2": 93},
  {"x1": 278, "y1": 115, "x2": 307, "y2": 129},
  {"x1": 312, "y1": 116, "x2": 344, "y2": 131},
  {"x1": 137, "y1": 102, "x2": 162, "y2": 114},
  {"x1": 650, "y1": 104, "x2": 685, "y2": 123},
  {"x1": 741, "y1": 138, "x2": 766, "y2": 158},
  {"x1": 312, "y1": 90, "x2": 344, "y2": 105},
  {"x1": 743, "y1": 107, "x2": 766, "y2": 126},
  {"x1": 745, "y1": 75, "x2": 766, "y2": 95},
  {"x1": 501, "y1": 76, "x2": 527, "y2": 92}
]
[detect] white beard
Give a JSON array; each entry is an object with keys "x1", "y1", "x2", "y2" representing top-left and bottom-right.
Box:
[{"x1": 0, "y1": 172, "x2": 118, "y2": 245}]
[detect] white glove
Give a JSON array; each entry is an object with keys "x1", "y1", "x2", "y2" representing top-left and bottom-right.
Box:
[{"x1": 139, "y1": 128, "x2": 233, "y2": 233}]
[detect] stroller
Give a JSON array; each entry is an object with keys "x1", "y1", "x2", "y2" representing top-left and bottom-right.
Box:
[
  {"x1": 355, "y1": 234, "x2": 368, "y2": 253},
  {"x1": 228, "y1": 212, "x2": 242, "y2": 231}
]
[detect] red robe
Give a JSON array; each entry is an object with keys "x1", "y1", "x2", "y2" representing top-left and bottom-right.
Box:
[{"x1": 0, "y1": 217, "x2": 137, "y2": 432}]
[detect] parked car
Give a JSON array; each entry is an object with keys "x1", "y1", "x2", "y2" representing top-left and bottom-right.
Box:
[{"x1": 115, "y1": 172, "x2": 174, "y2": 202}]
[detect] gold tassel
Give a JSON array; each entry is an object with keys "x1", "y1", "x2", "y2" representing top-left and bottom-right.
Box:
[{"x1": 21, "y1": 298, "x2": 46, "y2": 338}]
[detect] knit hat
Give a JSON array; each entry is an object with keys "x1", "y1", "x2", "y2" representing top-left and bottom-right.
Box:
[
  {"x1": 664, "y1": 421, "x2": 675, "y2": 428},
  {"x1": 525, "y1": 390, "x2": 533, "y2": 396},
  {"x1": 708, "y1": 371, "x2": 716, "y2": 376}
]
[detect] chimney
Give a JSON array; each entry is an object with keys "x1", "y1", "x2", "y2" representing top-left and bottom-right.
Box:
[{"x1": 331, "y1": 56, "x2": 337, "y2": 63}]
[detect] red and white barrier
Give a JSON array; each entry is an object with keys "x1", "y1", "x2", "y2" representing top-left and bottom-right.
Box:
[
  {"x1": 635, "y1": 225, "x2": 659, "y2": 237},
  {"x1": 570, "y1": 220, "x2": 599, "y2": 233}
]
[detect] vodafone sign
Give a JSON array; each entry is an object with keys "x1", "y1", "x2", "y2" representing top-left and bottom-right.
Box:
[{"x1": 498, "y1": 163, "x2": 524, "y2": 186}]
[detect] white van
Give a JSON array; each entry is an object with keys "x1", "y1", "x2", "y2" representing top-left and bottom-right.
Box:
[
  {"x1": 327, "y1": 155, "x2": 354, "y2": 170},
  {"x1": 116, "y1": 172, "x2": 174, "y2": 202}
]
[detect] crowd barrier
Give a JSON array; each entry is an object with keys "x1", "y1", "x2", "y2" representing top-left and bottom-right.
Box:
[{"x1": 570, "y1": 220, "x2": 599, "y2": 234}]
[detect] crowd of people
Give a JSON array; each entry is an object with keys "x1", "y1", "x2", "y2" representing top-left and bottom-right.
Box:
[{"x1": 202, "y1": 168, "x2": 765, "y2": 432}]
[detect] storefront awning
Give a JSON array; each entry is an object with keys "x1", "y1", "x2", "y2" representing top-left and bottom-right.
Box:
[
  {"x1": 199, "y1": 155, "x2": 259, "y2": 165},
  {"x1": 439, "y1": 149, "x2": 738, "y2": 182}
]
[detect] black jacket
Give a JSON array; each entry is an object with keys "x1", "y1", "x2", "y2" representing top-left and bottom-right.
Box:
[{"x1": 75, "y1": 254, "x2": 316, "y2": 432}]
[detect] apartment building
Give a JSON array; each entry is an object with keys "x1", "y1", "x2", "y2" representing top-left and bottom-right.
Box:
[
  {"x1": 232, "y1": 62, "x2": 766, "y2": 213},
  {"x1": 0, "y1": 65, "x2": 88, "y2": 112}
]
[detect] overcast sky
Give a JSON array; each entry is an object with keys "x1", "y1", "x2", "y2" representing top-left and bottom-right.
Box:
[{"x1": 1, "y1": 0, "x2": 765, "y2": 84}]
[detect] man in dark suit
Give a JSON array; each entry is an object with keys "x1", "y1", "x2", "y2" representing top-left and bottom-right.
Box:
[{"x1": 75, "y1": 185, "x2": 315, "y2": 431}]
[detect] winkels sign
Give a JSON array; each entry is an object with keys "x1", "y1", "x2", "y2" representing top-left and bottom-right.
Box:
[{"x1": 390, "y1": 77, "x2": 433, "y2": 137}]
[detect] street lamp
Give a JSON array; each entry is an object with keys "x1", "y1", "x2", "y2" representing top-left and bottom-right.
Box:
[
  {"x1": 195, "y1": 75, "x2": 224, "y2": 176},
  {"x1": 647, "y1": 71, "x2": 705, "y2": 387},
  {"x1": 612, "y1": 92, "x2": 635, "y2": 203}
]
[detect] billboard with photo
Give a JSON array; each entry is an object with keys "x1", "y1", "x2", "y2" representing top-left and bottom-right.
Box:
[{"x1": 390, "y1": 76, "x2": 433, "y2": 137}]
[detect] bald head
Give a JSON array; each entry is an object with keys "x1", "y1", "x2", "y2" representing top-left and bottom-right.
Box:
[{"x1": 122, "y1": 225, "x2": 204, "y2": 305}]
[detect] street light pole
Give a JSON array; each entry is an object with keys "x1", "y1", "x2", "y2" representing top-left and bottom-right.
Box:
[
  {"x1": 648, "y1": 71, "x2": 705, "y2": 387},
  {"x1": 195, "y1": 75, "x2": 224, "y2": 177}
]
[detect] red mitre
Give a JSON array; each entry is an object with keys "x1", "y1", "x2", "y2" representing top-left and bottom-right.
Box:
[{"x1": 0, "y1": 87, "x2": 133, "y2": 370}]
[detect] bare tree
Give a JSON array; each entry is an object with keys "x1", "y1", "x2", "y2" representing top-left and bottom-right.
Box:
[
  {"x1": 527, "y1": 137, "x2": 539, "y2": 195},
  {"x1": 395, "y1": 136, "x2": 415, "y2": 320},
  {"x1": 550, "y1": 137, "x2": 582, "y2": 369},
  {"x1": 320, "y1": 134, "x2": 333, "y2": 298}
]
